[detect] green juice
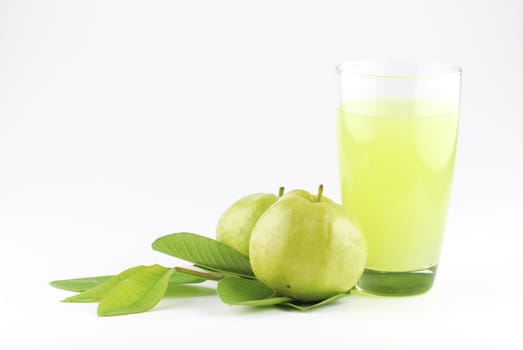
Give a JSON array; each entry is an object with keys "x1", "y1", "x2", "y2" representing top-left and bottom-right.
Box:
[{"x1": 337, "y1": 99, "x2": 459, "y2": 273}]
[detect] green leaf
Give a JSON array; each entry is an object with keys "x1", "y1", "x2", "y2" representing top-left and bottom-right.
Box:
[
  {"x1": 279, "y1": 292, "x2": 350, "y2": 311},
  {"x1": 62, "y1": 266, "x2": 147, "y2": 303},
  {"x1": 97, "y1": 264, "x2": 173, "y2": 317},
  {"x1": 168, "y1": 271, "x2": 207, "y2": 284},
  {"x1": 152, "y1": 232, "x2": 254, "y2": 277},
  {"x1": 50, "y1": 275, "x2": 113, "y2": 292},
  {"x1": 240, "y1": 296, "x2": 294, "y2": 306},
  {"x1": 51, "y1": 270, "x2": 205, "y2": 293},
  {"x1": 218, "y1": 277, "x2": 350, "y2": 310},
  {"x1": 164, "y1": 285, "x2": 216, "y2": 298},
  {"x1": 217, "y1": 276, "x2": 273, "y2": 304},
  {"x1": 217, "y1": 277, "x2": 292, "y2": 306}
]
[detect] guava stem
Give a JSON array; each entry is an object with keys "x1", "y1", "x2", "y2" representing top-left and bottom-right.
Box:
[
  {"x1": 278, "y1": 186, "x2": 285, "y2": 197},
  {"x1": 174, "y1": 266, "x2": 224, "y2": 281},
  {"x1": 316, "y1": 184, "x2": 324, "y2": 202}
]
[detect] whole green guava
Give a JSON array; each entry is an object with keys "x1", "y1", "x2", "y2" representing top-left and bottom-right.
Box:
[
  {"x1": 216, "y1": 190, "x2": 282, "y2": 256},
  {"x1": 249, "y1": 186, "x2": 366, "y2": 302}
]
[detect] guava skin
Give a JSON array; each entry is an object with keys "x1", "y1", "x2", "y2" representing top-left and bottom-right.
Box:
[
  {"x1": 249, "y1": 190, "x2": 367, "y2": 302},
  {"x1": 216, "y1": 193, "x2": 278, "y2": 257}
]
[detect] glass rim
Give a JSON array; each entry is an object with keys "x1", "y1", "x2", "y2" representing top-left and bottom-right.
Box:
[{"x1": 336, "y1": 60, "x2": 462, "y2": 80}]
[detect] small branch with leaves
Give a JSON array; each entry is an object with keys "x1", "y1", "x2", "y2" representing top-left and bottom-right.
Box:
[{"x1": 51, "y1": 232, "x2": 350, "y2": 316}]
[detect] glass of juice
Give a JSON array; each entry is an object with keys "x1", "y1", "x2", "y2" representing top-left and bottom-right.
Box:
[{"x1": 336, "y1": 61, "x2": 461, "y2": 296}]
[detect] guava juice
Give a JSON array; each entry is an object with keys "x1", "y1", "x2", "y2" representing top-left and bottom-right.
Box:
[{"x1": 337, "y1": 99, "x2": 459, "y2": 272}]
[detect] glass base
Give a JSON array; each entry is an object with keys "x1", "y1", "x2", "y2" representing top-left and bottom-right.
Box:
[{"x1": 356, "y1": 265, "x2": 438, "y2": 296}]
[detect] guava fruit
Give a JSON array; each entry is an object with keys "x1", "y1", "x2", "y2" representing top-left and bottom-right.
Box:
[
  {"x1": 249, "y1": 185, "x2": 366, "y2": 302},
  {"x1": 216, "y1": 188, "x2": 283, "y2": 257}
]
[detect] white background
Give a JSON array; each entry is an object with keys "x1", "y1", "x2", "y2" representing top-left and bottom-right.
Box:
[{"x1": 1, "y1": 0, "x2": 522, "y2": 348}]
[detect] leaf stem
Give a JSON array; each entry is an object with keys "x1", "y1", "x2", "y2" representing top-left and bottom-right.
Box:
[
  {"x1": 278, "y1": 186, "x2": 285, "y2": 197},
  {"x1": 316, "y1": 184, "x2": 324, "y2": 202},
  {"x1": 174, "y1": 266, "x2": 224, "y2": 281}
]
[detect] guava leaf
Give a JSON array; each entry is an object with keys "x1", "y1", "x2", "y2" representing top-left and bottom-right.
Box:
[
  {"x1": 168, "y1": 271, "x2": 207, "y2": 284},
  {"x1": 51, "y1": 270, "x2": 205, "y2": 294},
  {"x1": 279, "y1": 292, "x2": 351, "y2": 311},
  {"x1": 218, "y1": 276, "x2": 273, "y2": 304},
  {"x1": 152, "y1": 232, "x2": 254, "y2": 277},
  {"x1": 217, "y1": 277, "x2": 348, "y2": 309},
  {"x1": 217, "y1": 276, "x2": 293, "y2": 306},
  {"x1": 164, "y1": 284, "x2": 216, "y2": 298},
  {"x1": 50, "y1": 275, "x2": 114, "y2": 292},
  {"x1": 239, "y1": 296, "x2": 294, "y2": 306},
  {"x1": 62, "y1": 265, "x2": 147, "y2": 303},
  {"x1": 97, "y1": 264, "x2": 173, "y2": 317}
]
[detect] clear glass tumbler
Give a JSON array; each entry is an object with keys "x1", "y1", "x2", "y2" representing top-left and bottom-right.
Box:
[{"x1": 336, "y1": 61, "x2": 461, "y2": 296}]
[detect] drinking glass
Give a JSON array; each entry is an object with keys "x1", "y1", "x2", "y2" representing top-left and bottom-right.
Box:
[{"x1": 336, "y1": 61, "x2": 461, "y2": 295}]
